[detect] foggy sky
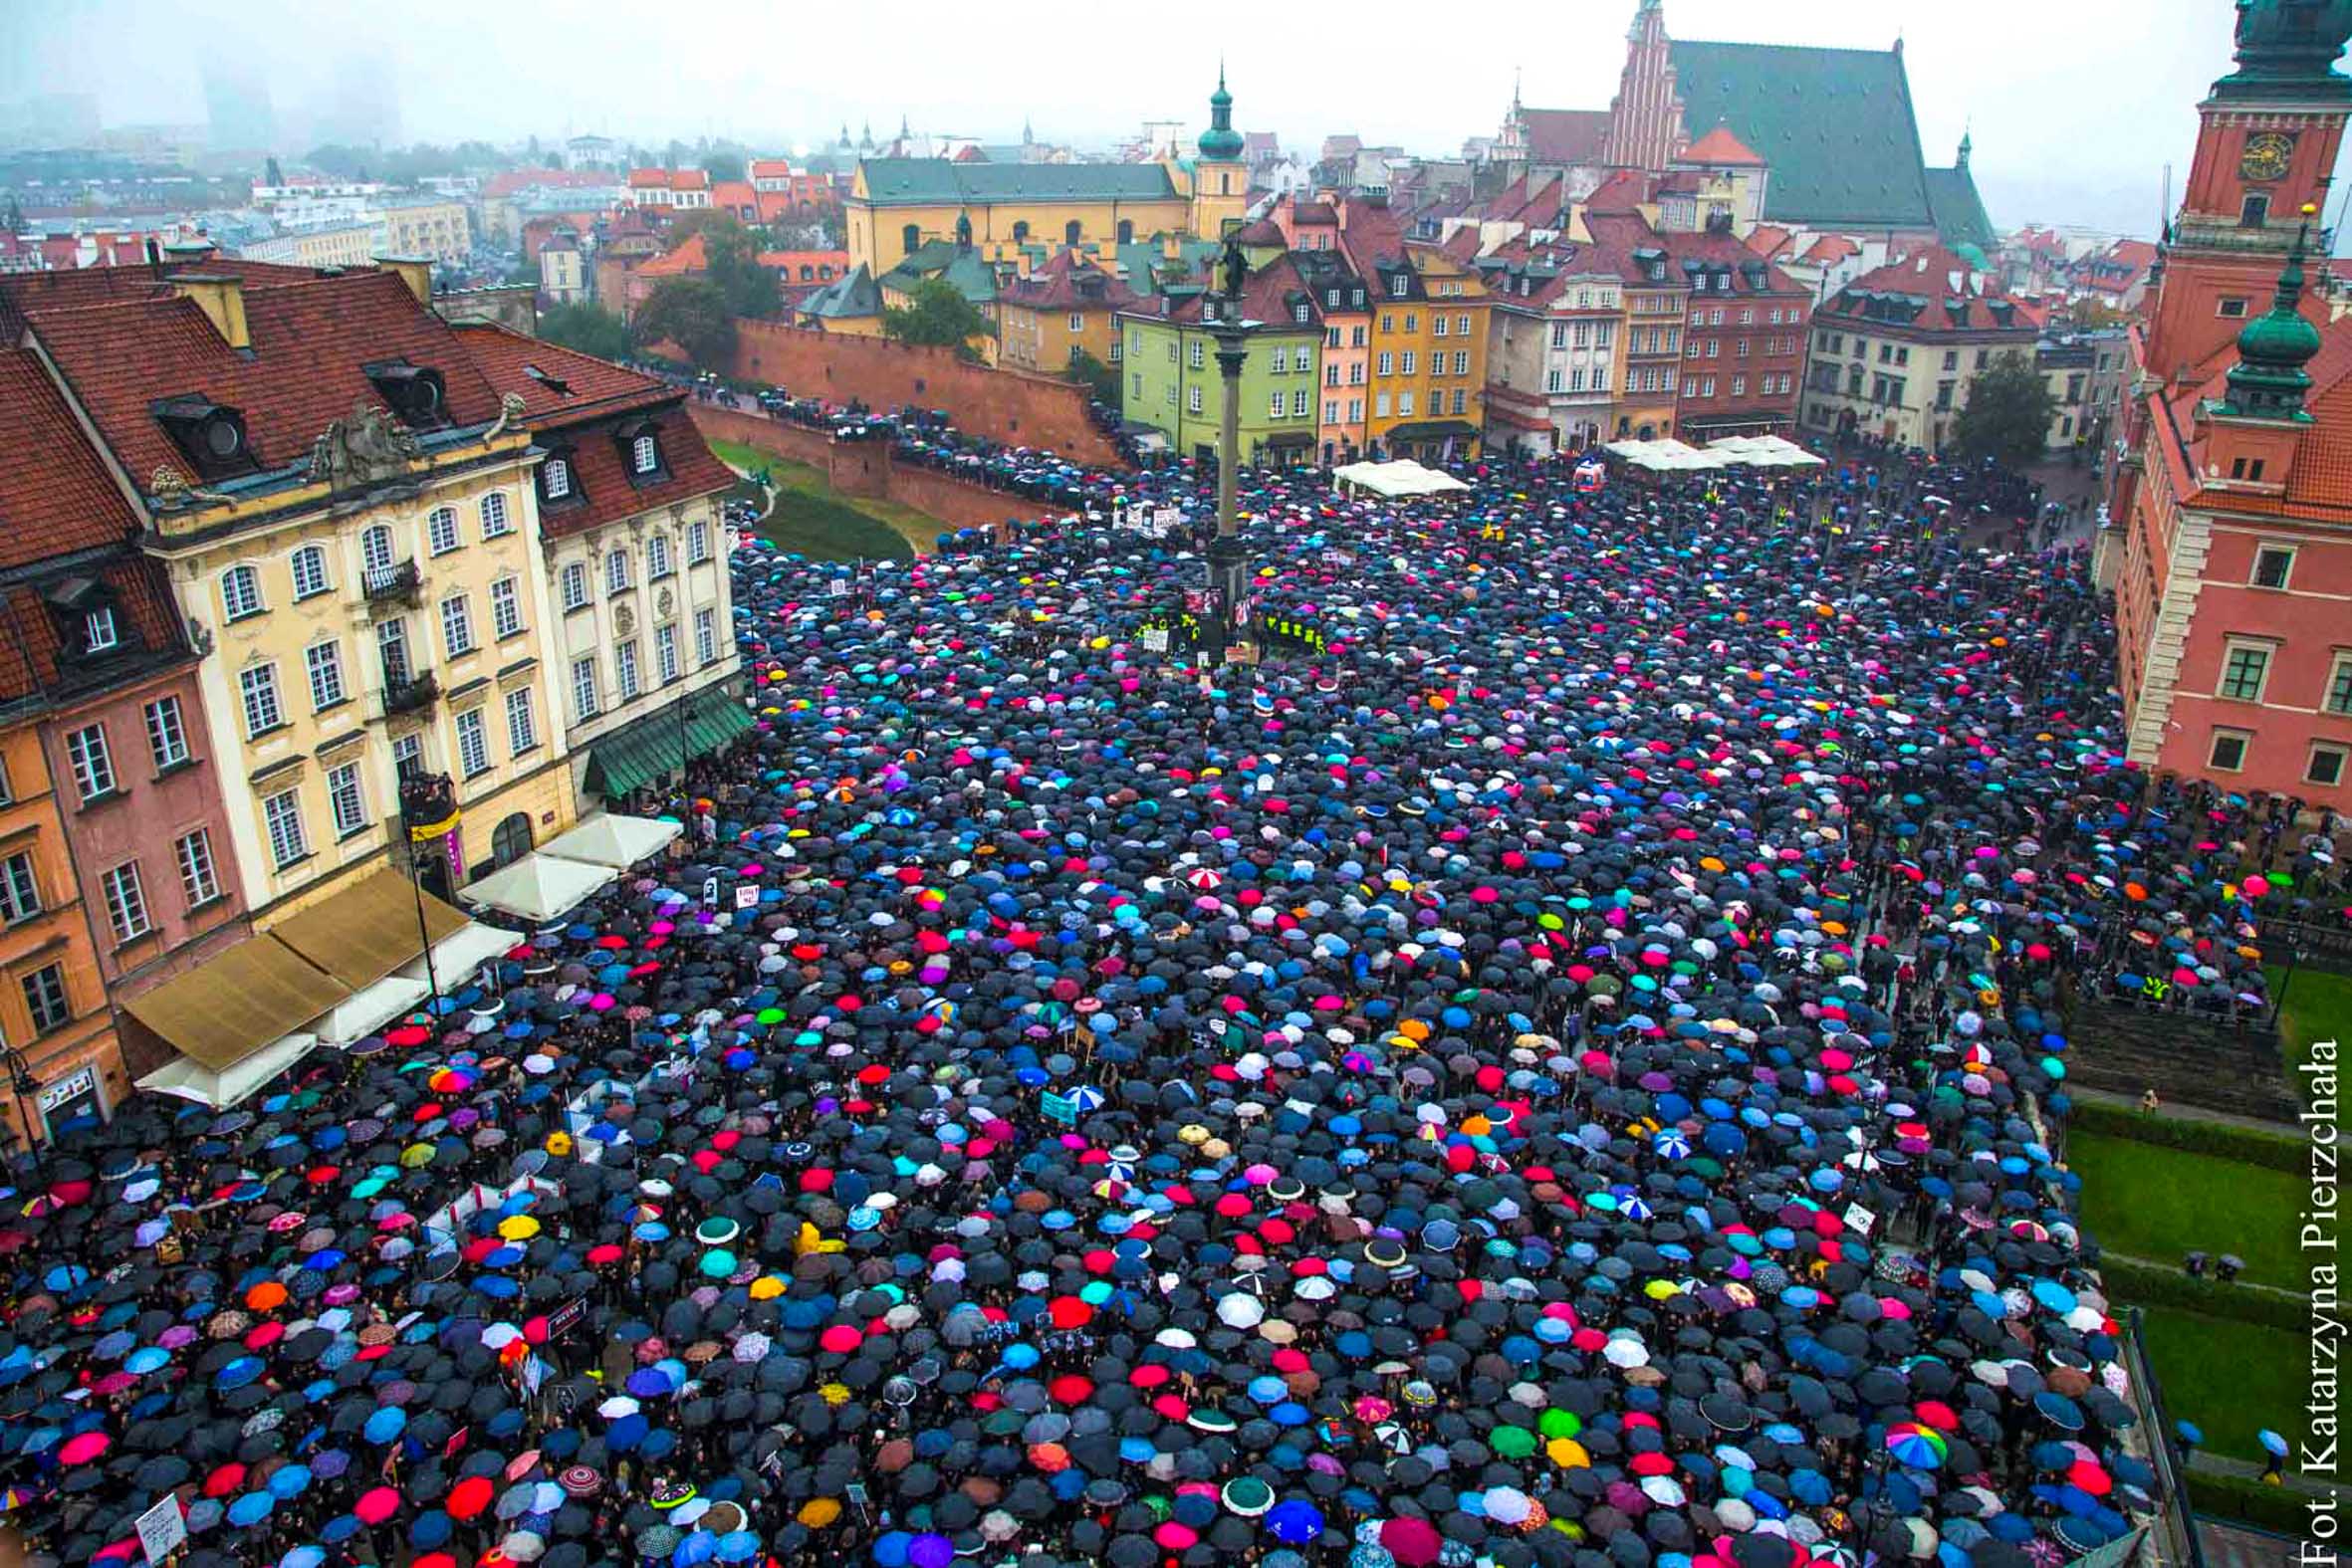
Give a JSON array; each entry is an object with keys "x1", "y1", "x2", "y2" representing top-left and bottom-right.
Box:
[{"x1": 8, "y1": 0, "x2": 2339, "y2": 238}]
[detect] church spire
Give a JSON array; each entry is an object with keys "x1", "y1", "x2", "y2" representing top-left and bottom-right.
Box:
[
  {"x1": 2221, "y1": 204, "x2": 2324, "y2": 419},
  {"x1": 1199, "y1": 65, "x2": 1244, "y2": 161}
]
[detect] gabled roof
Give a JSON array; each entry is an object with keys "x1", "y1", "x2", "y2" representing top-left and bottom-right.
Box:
[
  {"x1": 748, "y1": 159, "x2": 797, "y2": 179},
  {"x1": 1923, "y1": 163, "x2": 1997, "y2": 251},
  {"x1": 1746, "y1": 225, "x2": 1794, "y2": 261},
  {"x1": 1817, "y1": 245, "x2": 2037, "y2": 335},
  {"x1": 2159, "y1": 312, "x2": 2352, "y2": 521},
  {"x1": 637, "y1": 234, "x2": 708, "y2": 279},
  {"x1": 879, "y1": 240, "x2": 1000, "y2": 304},
  {"x1": 0, "y1": 256, "x2": 318, "y2": 338},
  {"x1": 0, "y1": 349, "x2": 140, "y2": 561},
  {"x1": 710, "y1": 180, "x2": 758, "y2": 211},
  {"x1": 26, "y1": 270, "x2": 504, "y2": 491},
  {"x1": 800, "y1": 264, "x2": 882, "y2": 321},
  {"x1": 1584, "y1": 169, "x2": 1650, "y2": 216},
  {"x1": 996, "y1": 250, "x2": 1141, "y2": 313},
  {"x1": 1121, "y1": 252, "x2": 1322, "y2": 332},
  {"x1": 1667, "y1": 40, "x2": 1934, "y2": 229},
  {"x1": 857, "y1": 159, "x2": 1178, "y2": 207},
  {"x1": 1518, "y1": 109, "x2": 1611, "y2": 166},
  {"x1": 1680, "y1": 122, "x2": 1764, "y2": 167}
]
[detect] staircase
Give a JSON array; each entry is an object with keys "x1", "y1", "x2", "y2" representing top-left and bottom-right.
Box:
[{"x1": 2068, "y1": 995, "x2": 2301, "y2": 1124}]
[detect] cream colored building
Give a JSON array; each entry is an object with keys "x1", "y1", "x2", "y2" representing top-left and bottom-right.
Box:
[
  {"x1": 20, "y1": 262, "x2": 579, "y2": 923},
  {"x1": 376, "y1": 196, "x2": 473, "y2": 264},
  {"x1": 237, "y1": 220, "x2": 387, "y2": 269}
]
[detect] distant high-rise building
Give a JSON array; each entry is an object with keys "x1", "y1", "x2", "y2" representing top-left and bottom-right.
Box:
[
  {"x1": 313, "y1": 56, "x2": 398, "y2": 149},
  {"x1": 202, "y1": 63, "x2": 276, "y2": 154}
]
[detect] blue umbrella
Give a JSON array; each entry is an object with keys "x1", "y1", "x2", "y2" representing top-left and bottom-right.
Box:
[
  {"x1": 1264, "y1": 1500, "x2": 1323, "y2": 1543},
  {"x1": 2034, "y1": 1392, "x2": 2083, "y2": 1432},
  {"x1": 361, "y1": 1406, "x2": 405, "y2": 1445},
  {"x1": 227, "y1": 1492, "x2": 275, "y2": 1528},
  {"x1": 2258, "y1": 1429, "x2": 2289, "y2": 1458},
  {"x1": 714, "y1": 1532, "x2": 760, "y2": 1563}
]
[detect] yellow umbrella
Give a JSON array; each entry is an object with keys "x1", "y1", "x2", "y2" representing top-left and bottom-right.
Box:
[
  {"x1": 749, "y1": 1275, "x2": 785, "y2": 1300},
  {"x1": 497, "y1": 1216, "x2": 540, "y2": 1240},
  {"x1": 1547, "y1": 1438, "x2": 1590, "y2": 1468}
]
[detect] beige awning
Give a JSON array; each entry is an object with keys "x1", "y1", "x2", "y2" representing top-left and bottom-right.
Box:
[
  {"x1": 270, "y1": 870, "x2": 471, "y2": 992},
  {"x1": 122, "y1": 937, "x2": 349, "y2": 1071}
]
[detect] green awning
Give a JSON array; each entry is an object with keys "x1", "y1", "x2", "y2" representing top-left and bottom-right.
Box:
[{"x1": 585, "y1": 686, "x2": 753, "y2": 797}]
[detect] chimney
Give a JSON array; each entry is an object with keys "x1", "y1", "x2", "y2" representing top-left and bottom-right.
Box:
[
  {"x1": 168, "y1": 273, "x2": 250, "y2": 350},
  {"x1": 378, "y1": 255, "x2": 433, "y2": 307}
]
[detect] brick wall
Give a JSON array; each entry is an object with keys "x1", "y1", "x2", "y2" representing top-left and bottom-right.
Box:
[
  {"x1": 727, "y1": 321, "x2": 1123, "y2": 468},
  {"x1": 687, "y1": 404, "x2": 1045, "y2": 541}
]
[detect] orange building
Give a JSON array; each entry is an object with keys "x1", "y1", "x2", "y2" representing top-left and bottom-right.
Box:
[
  {"x1": 995, "y1": 251, "x2": 1141, "y2": 375},
  {"x1": 2110, "y1": 1, "x2": 2352, "y2": 809}
]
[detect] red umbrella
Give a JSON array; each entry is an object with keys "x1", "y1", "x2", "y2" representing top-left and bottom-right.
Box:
[
  {"x1": 1381, "y1": 1516, "x2": 1443, "y2": 1566},
  {"x1": 819, "y1": 1325, "x2": 863, "y2": 1354},
  {"x1": 57, "y1": 1432, "x2": 109, "y2": 1465},
  {"x1": 447, "y1": 1475, "x2": 493, "y2": 1520},
  {"x1": 353, "y1": 1486, "x2": 400, "y2": 1525},
  {"x1": 203, "y1": 1464, "x2": 247, "y2": 1499}
]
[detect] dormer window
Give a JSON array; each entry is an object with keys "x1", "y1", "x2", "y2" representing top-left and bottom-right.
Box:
[
  {"x1": 362, "y1": 359, "x2": 449, "y2": 430},
  {"x1": 615, "y1": 419, "x2": 668, "y2": 484},
  {"x1": 85, "y1": 607, "x2": 118, "y2": 653},
  {"x1": 1294, "y1": 303, "x2": 1309, "y2": 324},
  {"x1": 1390, "y1": 275, "x2": 1408, "y2": 298},
  {"x1": 632, "y1": 434, "x2": 657, "y2": 473},
  {"x1": 544, "y1": 458, "x2": 573, "y2": 500},
  {"x1": 152, "y1": 394, "x2": 256, "y2": 481}
]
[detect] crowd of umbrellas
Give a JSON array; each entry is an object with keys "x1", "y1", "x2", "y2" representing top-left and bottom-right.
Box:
[{"x1": 0, "y1": 430, "x2": 2334, "y2": 1568}]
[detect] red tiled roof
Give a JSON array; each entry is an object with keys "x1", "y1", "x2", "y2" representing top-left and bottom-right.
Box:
[
  {"x1": 1519, "y1": 109, "x2": 1610, "y2": 167},
  {"x1": 711, "y1": 180, "x2": 758, "y2": 211},
  {"x1": 997, "y1": 250, "x2": 1141, "y2": 313},
  {"x1": 1680, "y1": 123, "x2": 1764, "y2": 167},
  {"x1": 0, "y1": 256, "x2": 317, "y2": 337},
  {"x1": 638, "y1": 234, "x2": 708, "y2": 279},
  {"x1": 27, "y1": 270, "x2": 504, "y2": 490},
  {"x1": 1584, "y1": 170, "x2": 1650, "y2": 215},
  {"x1": 2163, "y1": 312, "x2": 2352, "y2": 520},
  {"x1": 1799, "y1": 234, "x2": 1861, "y2": 265},
  {"x1": 1746, "y1": 225, "x2": 1794, "y2": 260},
  {"x1": 542, "y1": 404, "x2": 735, "y2": 542},
  {"x1": 1127, "y1": 252, "x2": 1320, "y2": 329},
  {"x1": 756, "y1": 250, "x2": 850, "y2": 278},
  {"x1": 1819, "y1": 245, "x2": 2034, "y2": 334},
  {"x1": 0, "y1": 349, "x2": 140, "y2": 562},
  {"x1": 748, "y1": 159, "x2": 796, "y2": 179},
  {"x1": 482, "y1": 168, "x2": 613, "y2": 199}
]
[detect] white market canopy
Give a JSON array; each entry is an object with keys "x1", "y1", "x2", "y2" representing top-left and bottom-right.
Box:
[
  {"x1": 398, "y1": 921, "x2": 528, "y2": 990},
  {"x1": 1707, "y1": 434, "x2": 1826, "y2": 468},
  {"x1": 1603, "y1": 439, "x2": 1728, "y2": 472},
  {"x1": 1333, "y1": 459, "x2": 1471, "y2": 498},
  {"x1": 137, "y1": 1032, "x2": 321, "y2": 1110},
  {"x1": 541, "y1": 812, "x2": 682, "y2": 871},
  {"x1": 313, "y1": 975, "x2": 431, "y2": 1048},
  {"x1": 459, "y1": 854, "x2": 618, "y2": 923}
]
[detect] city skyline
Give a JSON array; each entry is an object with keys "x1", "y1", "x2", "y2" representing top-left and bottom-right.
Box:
[{"x1": 6, "y1": 0, "x2": 2339, "y2": 238}]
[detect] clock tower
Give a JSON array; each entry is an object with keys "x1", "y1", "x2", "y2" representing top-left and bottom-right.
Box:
[{"x1": 2142, "y1": 0, "x2": 2352, "y2": 386}]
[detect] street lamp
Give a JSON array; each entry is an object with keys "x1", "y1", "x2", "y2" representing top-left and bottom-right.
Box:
[
  {"x1": 2, "y1": 1045, "x2": 45, "y2": 1183},
  {"x1": 1205, "y1": 233, "x2": 1253, "y2": 666}
]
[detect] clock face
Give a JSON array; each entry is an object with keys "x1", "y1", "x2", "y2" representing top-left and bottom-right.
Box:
[{"x1": 2241, "y1": 131, "x2": 2295, "y2": 183}]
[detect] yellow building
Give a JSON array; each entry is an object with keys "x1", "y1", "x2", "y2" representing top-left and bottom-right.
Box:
[
  {"x1": 1339, "y1": 202, "x2": 1492, "y2": 460},
  {"x1": 376, "y1": 196, "x2": 473, "y2": 264},
  {"x1": 996, "y1": 250, "x2": 1143, "y2": 375},
  {"x1": 844, "y1": 77, "x2": 1248, "y2": 278},
  {"x1": 21, "y1": 262, "x2": 581, "y2": 925},
  {"x1": 236, "y1": 220, "x2": 387, "y2": 269}
]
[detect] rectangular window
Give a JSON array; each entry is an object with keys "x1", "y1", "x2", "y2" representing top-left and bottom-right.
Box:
[
  {"x1": 606, "y1": 550, "x2": 631, "y2": 594},
  {"x1": 2219, "y1": 297, "x2": 2250, "y2": 319},
  {"x1": 1546, "y1": 368, "x2": 1565, "y2": 393},
  {"x1": 263, "y1": 787, "x2": 307, "y2": 868},
  {"x1": 84, "y1": 606, "x2": 118, "y2": 651},
  {"x1": 2328, "y1": 655, "x2": 2352, "y2": 717},
  {"x1": 392, "y1": 733, "x2": 422, "y2": 781},
  {"x1": 2208, "y1": 728, "x2": 2250, "y2": 773},
  {"x1": 491, "y1": 577, "x2": 524, "y2": 639},
  {"x1": 1452, "y1": 389, "x2": 1467, "y2": 415},
  {"x1": 1187, "y1": 385, "x2": 1203, "y2": 415},
  {"x1": 647, "y1": 536, "x2": 673, "y2": 580},
  {"x1": 2309, "y1": 743, "x2": 2348, "y2": 788},
  {"x1": 1292, "y1": 388, "x2": 1309, "y2": 417},
  {"x1": 686, "y1": 521, "x2": 712, "y2": 564},
  {"x1": 616, "y1": 640, "x2": 641, "y2": 700},
  {"x1": 21, "y1": 964, "x2": 69, "y2": 1034},
  {"x1": 455, "y1": 707, "x2": 490, "y2": 778},
  {"x1": 1375, "y1": 392, "x2": 1391, "y2": 418},
  {"x1": 505, "y1": 688, "x2": 539, "y2": 755},
  {"x1": 1737, "y1": 338, "x2": 1751, "y2": 358},
  {"x1": 572, "y1": 655, "x2": 600, "y2": 721},
  {"x1": 175, "y1": 829, "x2": 219, "y2": 907},
  {"x1": 1377, "y1": 351, "x2": 1394, "y2": 376},
  {"x1": 561, "y1": 561, "x2": 588, "y2": 610},
  {"x1": 305, "y1": 641, "x2": 345, "y2": 711},
  {"x1": 1322, "y1": 398, "x2": 1338, "y2": 422},
  {"x1": 1270, "y1": 391, "x2": 1287, "y2": 419},
  {"x1": 67, "y1": 723, "x2": 114, "y2": 801},
  {"x1": 656, "y1": 623, "x2": 680, "y2": 684},
  {"x1": 440, "y1": 595, "x2": 474, "y2": 659},
  {"x1": 427, "y1": 507, "x2": 460, "y2": 556},
  {"x1": 695, "y1": 606, "x2": 718, "y2": 666},
  {"x1": 143, "y1": 696, "x2": 188, "y2": 771},
  {"x1": 290, "y1": 548, "x2": 329, "y2": 600},
  {"x1": 0, "y1": 852, "x2": 39, "y2": 923},
  {"x1": 2219, "y1": 641, "x2": 2272, "y2": 702},
  {"x1": 2252, "y1": 546, "x2": 2295, "y2": 589},
  {"x1": 327, "y1": 761, "x2": 366, "y2": 838},
  {"x1": 1188, "y1": 340, "x2": 1204, "y2": 369},
  {"x1": 1687, "y1": 337, "x2": 1705, "y2": 359},
  {"x1": 1731, "y1": 375, "x2": 1746, "y2": 396},
  {"x1": 1346, "y1": 398, "x2": 1362, "y2": 421},
  {"x1": 1326, "y1": 362, "x2": 1340, "y2": 386},
  {"x1": 1432, "y1": 315, "x2": 1447, "y2": 337}
]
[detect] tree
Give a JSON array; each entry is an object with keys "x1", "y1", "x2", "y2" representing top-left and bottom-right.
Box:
[
  {"x1": 881, "y1": 278, "x2": 992, "y2": 352},
  {"x1": 541, "y1": 303, "x2": 634, "y2": 362},
  {"x1": 1949, "y1": 350, "x2": 2061, "y2": 470},
  {"x1": 1066, "y1": 347, "x2": 1119, "y2": 405},
  {"x1": 666, "y1": 212, "x2": 782, "y2": 320},
  {"x1": 263, "y1": 155, "x2": 284, "y2": 187},
  {"x1": 2, "y1": 196, "x2": 23, "y2": 235},
  {"x1": 634, "y1": 278, "x2": 737, "y2": 370},
  {"x1": 703, "y1": 150, "x2": 746, "y2": 183}
]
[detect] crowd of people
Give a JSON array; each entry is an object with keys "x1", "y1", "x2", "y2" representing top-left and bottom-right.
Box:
[{"x1": 0, "y1": 414, "x2": 2338, "y2": 1568}]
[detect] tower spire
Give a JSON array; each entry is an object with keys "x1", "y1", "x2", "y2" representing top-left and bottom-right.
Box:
[{"x1": 2220, "y1": 203, "x2": 2324, "y2": 419}]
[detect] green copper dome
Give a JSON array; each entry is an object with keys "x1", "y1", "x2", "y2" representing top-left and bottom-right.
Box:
[
  {"x1": 2222, "y1": 223, "x2": 2324, "y2": 419},
  {"x1": 1199, "y1": 69, "x2": 1244, "y2": 161},
  {"x1": 2213, "y1": 0, "x2": 2352, "y2": 101}
]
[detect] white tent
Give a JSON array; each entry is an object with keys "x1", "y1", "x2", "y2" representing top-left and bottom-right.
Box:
[
  {"x1": 137, "y1": 1032, "x2": 321, "y2": 1109},
  {"x1": 312, "y1": 976, "x2": 430, "y2": 1047},
  {"x1": 1604, "y1": 439, "x2": 1726, "y2": 472},
  {"x1": 542, "y1": 813, "x2": 682, "y2": 871},
  {"x1": 459, "y1": 854, "x2": 617, "y2": 923},
  {"x1": 1333, "y1": 459, "x2": 1471, "y2": 498},
  {"x1": 1705, "y1": 434, "x2": 1825, "y2": 467},
  {"x1": 398, "y1": 921, "x2": 527, "y2": 990}
]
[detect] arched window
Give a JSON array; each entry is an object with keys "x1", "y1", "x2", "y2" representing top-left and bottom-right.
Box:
[
  {"x1": 491, "y1": 811, "x2": 533, "y2": 869},
  {"x1": 605, "y1": 549, "x2": 631, "y2": 594},
  {"x1": 480, "y1": 491, "x2": 512, "y2": 537},
  {"x1": 900, "y1": 223, "x2": 920, "y2": 256},
  {"x1": 220, "y1": 564, "x2": 263, "y2": 622},
  {"x1": 1064, "y1": 219, "x2": 1082, "y2": 245},
  {"x1": 359, "y1": 524, "x2": 394, "y2": 574},
  {"x1": 1012, "y1": 220, "x2": 1030, "y2": 244},
  {"x1": 289, "y1": 544, "x2": 330, "y2": 601},
  {"x1": 630, "y1": 434, "x2": 659, "y2": 474},
  {"x1": 1116, "y1": 218, "x2": 1134, "y2": 245}
]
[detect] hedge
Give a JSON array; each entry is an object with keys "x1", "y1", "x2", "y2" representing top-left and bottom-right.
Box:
[
  {"x1": 2188, "y1": 1468, "x2": 2320, "y2": 1534},
  {"x1": 2065, "y1": 1097, "x2": 2307, "y2": 1172},
  {"x1": 2095, "y1": 1255, "x2": 2309, "y2": 1330}
]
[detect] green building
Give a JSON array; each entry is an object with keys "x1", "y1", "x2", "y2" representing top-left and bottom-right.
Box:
[{"x1": 1116, "y1": 252, "x2": 1324, "y2": 466}]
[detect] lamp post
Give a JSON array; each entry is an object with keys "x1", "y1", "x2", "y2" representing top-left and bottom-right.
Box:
[
  {"x1": 1204, "y1": 234, "x2": 1252, "y2": 667},
  {"x1": 3, "y1": 1046, "x2": 44, "y2": 1184}
]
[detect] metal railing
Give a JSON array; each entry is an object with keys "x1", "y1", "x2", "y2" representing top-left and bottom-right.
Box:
[
  {"x1": 380, "y1": 669, "x2": 439, "y2": 717},
  {"x1": 2118, "y1": 1305, "x2": 2207, "y2": 1568},
  {"x1": 362, "y1": 560, "x2": 422, "y2": 604}
]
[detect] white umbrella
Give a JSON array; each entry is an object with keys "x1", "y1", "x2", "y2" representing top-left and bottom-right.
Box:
[{"x1": 1216, "y1": 1293, "x2": 1265, "y2": 1329}]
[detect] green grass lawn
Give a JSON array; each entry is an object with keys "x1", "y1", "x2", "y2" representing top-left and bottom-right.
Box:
[
  {"x1": 706, "y1": 437, "x2": 937, "y2": 558},
  {"x1": 2068, "y1": 1129, "x2": 2304, "y2": 1285},
  {"x1": 2137, "y1": 1308, "x2": 2307, "y2": 1463},
  {"x1": 2268, "y1": 964, "x2": 2351, "y2": 1094}
]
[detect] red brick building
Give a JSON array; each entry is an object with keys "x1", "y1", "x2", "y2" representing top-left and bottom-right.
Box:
[
  {"x1": 2109, "y1": 0, "x2": 2352, "y2": 809},
  {"x1": 1659, "y1": 226, "x2": 1808, "y2": 438}
]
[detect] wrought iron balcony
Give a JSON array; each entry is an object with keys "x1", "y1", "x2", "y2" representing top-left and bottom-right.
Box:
[
  {"x1": 362, "y1": 560, "x2": 422, "y2": 607},
  {"x1": 398, "y1": 771, "x2": 457, "y2": 831},
  {"x1": 381, "y1": 669, "x2": 438, "y2": 717}
]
